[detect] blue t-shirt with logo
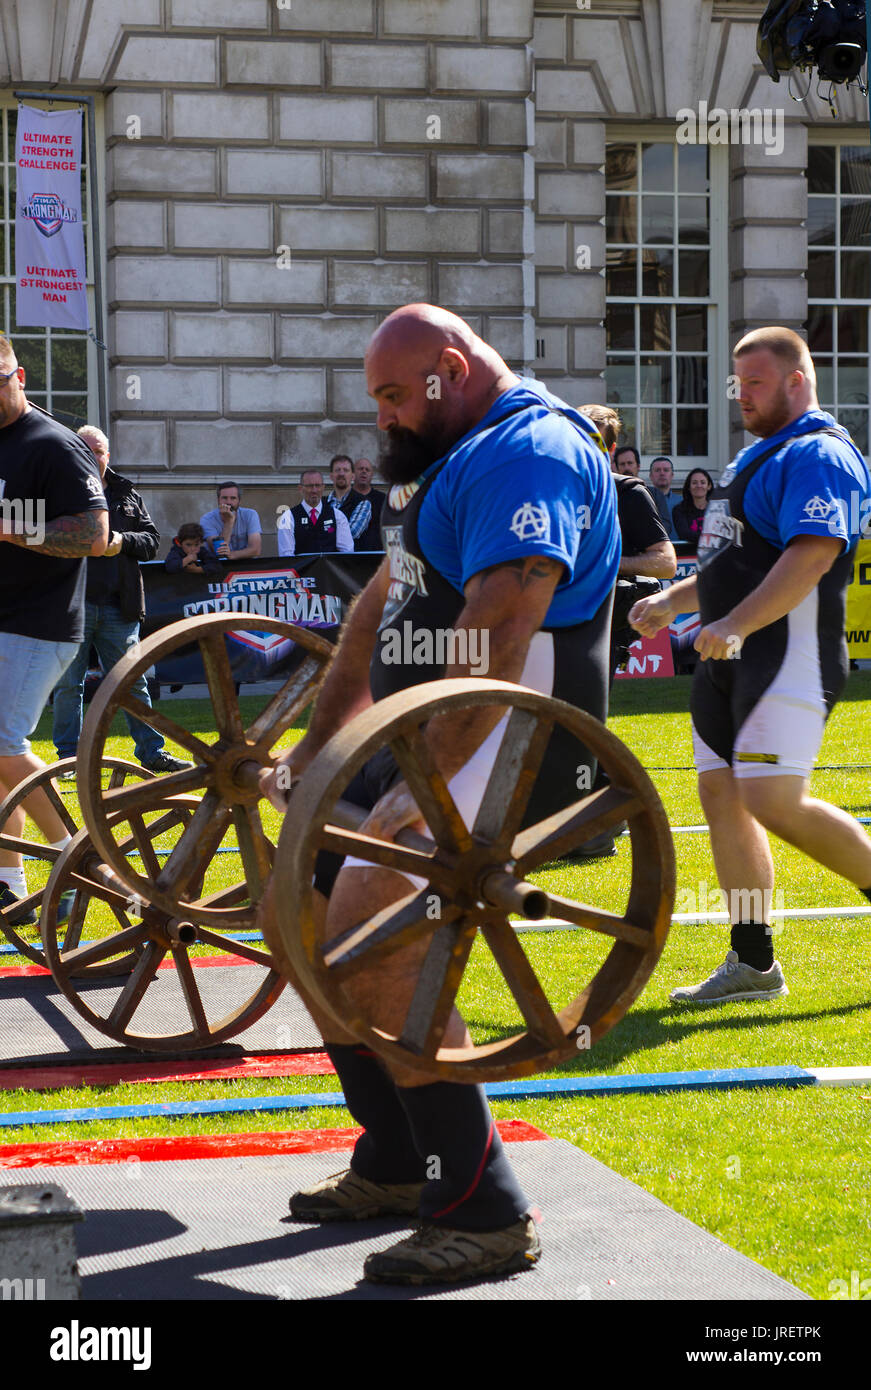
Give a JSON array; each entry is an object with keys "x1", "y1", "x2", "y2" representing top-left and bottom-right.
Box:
[
  {"x1": 727, "y1": 409, "x2": 870, "y2": 550},
  {"x1": 416, "y1": 378, "x2": 620, "y2": 626}
]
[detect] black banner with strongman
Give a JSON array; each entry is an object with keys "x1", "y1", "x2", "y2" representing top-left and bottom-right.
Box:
[{"x1": 140, "y1": 554, "x2": 382, "y2": 685}]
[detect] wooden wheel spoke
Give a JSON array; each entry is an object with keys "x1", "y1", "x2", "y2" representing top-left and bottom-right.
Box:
[
  {"x1": 38, "y1": 780, "x2": 79, "y2": 836},
  {"x1": 512, "y1": 786, "x2": 641, "y2": 873},
  {"x1": 68, "y1": 867, "x2": 139, "y2": 914},
  {"x1": 246, "y1": 655, "x2": 327, "y2": 749},
  {"x1": 323, "y1": 889, "x2": 460, "y2": 976},
  {"x1": 60, "y1": 891, "x2": 89, "y2": 954},
  {"x1": 102, "y1": 767, "x2": 207, "y2": 819},
  {"x1": 155, "y1": 793, "x2": 228, "y2": 895},
  {"x1": 319, "y1": 824, "x2": 455, "y2": 895},
  {"x1": 543, "y1": 894, "x2": 652, "y2": 949},
  {"x1": 0, "y1": 833, "x2": 59, "y2": 861},
  {"x1": 231, "y1": 804, "x2": 272, "y2": 903},
  {"x1": 196, "y1": 927, "x2": 274, "y2": 967},
  {"x1": 389, "y1": 727, "x2": 472, "y2": 854},
  {"x1": 471, "y1": 709, "x2": 553, "y2": 852},
  {"x1": 199, "y1": 632, "x2": 244, "y2": 741},
  {"x1": 480, "y1": 919, "x2": 567, "y2": 1050},
  {"x1": 106, "y1": 940, "x2": 167, "y2": 1031},
  {"x1": 398, "y1": 918, "x2": 478, "y2": 1058},
  {"x1": 171, "y1": 945, "x2": 210, "y2": 1035},
  {"x1": 193, "y1": 882, "x2": 249, "y2": 910},
  {"x1": 117, "y1": 694, "x2": 218, "y2": 765},
  {"x1": 125, "y1": 813, "x2": 163, "y2": 880},
  {"x1": 59, "y1": 921, "x2": 149, "y2": 971}
]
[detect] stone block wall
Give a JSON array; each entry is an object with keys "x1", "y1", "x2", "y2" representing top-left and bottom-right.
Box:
[{"x1": 96, "y1": 0, "x2": 537, "y2": 545}]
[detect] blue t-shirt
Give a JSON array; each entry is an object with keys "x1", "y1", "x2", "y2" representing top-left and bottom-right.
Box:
[
  {"x1": 199, "y1": 505, "x2": 262, "y2": 551},
  {"x1": 727, "y1": 409, "x2": 871, "y2": 551},
  {"x1": 416, "y1": 377, "x2": 620, "y2": 626}
]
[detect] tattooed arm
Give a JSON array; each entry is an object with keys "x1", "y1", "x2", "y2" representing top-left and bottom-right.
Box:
[
  {"x1": 1, "y1": 509, "x2": 109, "y2": 557},
  {"x1": 424, "y1": 553, "x2": 564, "y2": 783}
]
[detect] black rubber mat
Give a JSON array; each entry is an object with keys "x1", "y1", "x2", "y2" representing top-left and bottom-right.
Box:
[
  {"x1": 0, "y1": 967, "x2": 321, "y2": 1065},
  {"x1": 4, "y1": 1141, "x2": 808, "y2": 1300}
]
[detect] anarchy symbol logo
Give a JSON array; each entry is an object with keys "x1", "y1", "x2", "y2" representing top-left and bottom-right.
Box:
[{"x1": 510, "y1": 502, "x2": 549, "y2": 542}]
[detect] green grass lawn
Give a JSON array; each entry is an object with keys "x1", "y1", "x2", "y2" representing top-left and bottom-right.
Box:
[{"x1": 1, "y1": 673, "x2": 870, "y2": 1299}]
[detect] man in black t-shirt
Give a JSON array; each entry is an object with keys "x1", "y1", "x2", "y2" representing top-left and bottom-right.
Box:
[
  {"x1": 51, "y1": 426, "x2": 190, "y2": 776},
  {"x1": 0, "y1": 334, "x2": 108, "y2": 924}
]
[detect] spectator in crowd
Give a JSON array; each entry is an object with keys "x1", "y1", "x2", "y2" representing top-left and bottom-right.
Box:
[
  {"x1": 613, "y1": 444, "x2": 641, "y2": 476},
  {"x1": 0, "y1": 337, "x2": 108, "y2": 924},
  {"x1": 165, "y1": 522, "x2": 223, "y2": 576},
  {"x1": 278, "y1": 470, "x2": 353, "y2": 556},
  {"x1": 199, "y1": 482, "x2": 262, "y2": 561},
  {"x1": 52, "y1": 426, "x2": 190, "y2": 776},
  {"x1": 672, "y1": 468, "x2": 715, "y2": 551},
  {"x1": 353, "y1": 456, "x2": 385, "y2": 551},
  {"x1": 647, "y1": 456, "x2": 678, "y2": 539},
  {"x1": 326, "y1": 454, "x2": 372, "y2": 549}
]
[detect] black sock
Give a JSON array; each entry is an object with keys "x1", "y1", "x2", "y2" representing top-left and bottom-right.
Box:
[
  {"x1": 730, "y1": 921, "x2": 774, "y2": 972},
  {"x1": 325, "y1": 1044, "x2": 426, "y2": 1184},
  {"x1": 397, "y1": 1082, "x2": 530, "y2": 1232},
  {"x1": 861, "y1": 887, "x2": 871, "y2": 904}
]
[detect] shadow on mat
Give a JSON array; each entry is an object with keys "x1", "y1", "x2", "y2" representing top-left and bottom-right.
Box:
[
  {"x1": 80, "y1": 1217, "x2": 418, "y2": 1301},
  {"x1": 77, "y1": 1207, "x2": 187, "y2": 1258}
]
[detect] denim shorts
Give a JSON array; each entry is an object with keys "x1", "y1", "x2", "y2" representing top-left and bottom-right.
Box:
[{"x1": 0, "y1": 631, "x2": 79, "y2": 756}]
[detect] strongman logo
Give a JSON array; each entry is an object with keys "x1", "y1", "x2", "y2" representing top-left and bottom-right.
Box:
[
  {"x1": 20, "y1": 192, "x2": 78, "y2": 238},
  {"x1": 696, "y1": 498, "x2": 744, "y2": 569},
  {"x1": 510, "y1": 503, "x2": 549, "y2": 542},
  {"x1": 380, "y1": 524, "x2": 429, "y2": 631},
  {"x1": 802, "y1": 495, "x2": 836, "y2": 522}
]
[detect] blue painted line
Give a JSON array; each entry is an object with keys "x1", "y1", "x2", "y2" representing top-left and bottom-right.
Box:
[
  {"x1": 0, "y1": 1065, "x2": 817, "y2": 1128},
  {"x1": 484, "y1": 1064, "x2": 815, "y2": 1100},
  {"x1": 1, "y1": 929, "x2": 265, "y2": 955}
]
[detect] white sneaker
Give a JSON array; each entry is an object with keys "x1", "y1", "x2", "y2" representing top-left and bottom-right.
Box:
[{"x1": 670, "y1": 950, "x2": 788, "y2": 1006}]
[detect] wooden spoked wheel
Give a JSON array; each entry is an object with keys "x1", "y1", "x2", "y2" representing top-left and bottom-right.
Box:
[
  {"x1": 0, "y1": 758, "x2": 156, "y2": 969},
  {"x1": 41, "y1": 825, "x2": 285, "y2": 1050},
  {"x1": 272, "y1": 679, "x2": 675, "y2": 1084},
  {"x1": 77, "y1": 613, "x2": 333, "y2": 930}
]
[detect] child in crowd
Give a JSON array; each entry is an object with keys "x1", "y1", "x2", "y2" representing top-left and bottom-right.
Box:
[{"x1": 164, "y1": 522, "x2": 223, "y2": 576}]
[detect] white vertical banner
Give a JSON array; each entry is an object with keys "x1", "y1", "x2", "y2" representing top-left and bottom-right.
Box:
[{"x1": 14, "y1": 104, "x2": 89, "y2": 331}]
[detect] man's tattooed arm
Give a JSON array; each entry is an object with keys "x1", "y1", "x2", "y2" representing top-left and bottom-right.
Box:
[
  {"x1": 1, "y1": 510, "x2": 109, "y2": 557},
  {"x1": 463, "y1": 554, "x2": 565, "y2": 600}
]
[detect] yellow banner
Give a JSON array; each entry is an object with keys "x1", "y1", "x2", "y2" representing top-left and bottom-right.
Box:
[{"x1": 846, "y1": 539, "x2": 871, "y2": 658}]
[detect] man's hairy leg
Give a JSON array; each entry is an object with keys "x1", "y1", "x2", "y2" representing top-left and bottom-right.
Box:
[
  {"x1": 323, "y1": 864, "x2": 473, "y2": 1087},
  {"x1": 738, "y1": 773, "x2": 871, "y2": 886},
  {"x1": 698, "y1": 766, "x2": 774, "y2": 917}
]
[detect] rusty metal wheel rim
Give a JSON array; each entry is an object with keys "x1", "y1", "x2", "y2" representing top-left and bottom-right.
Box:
[
  {"x1": 77, "y1": 612, "x2": 333, "y2": 929},
  {"x1": 41, "y1": 826, "x2": 285, "y2": 1051},
  {"x1": 272, "y1": 678, "x2": 675, "y2": 1083},
  {"x1": 0, "y1": 757, "x2": 157, "y2": 969}
]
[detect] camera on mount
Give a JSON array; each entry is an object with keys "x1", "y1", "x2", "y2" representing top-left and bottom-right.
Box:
[{"x1": 758, "y1": 0, "x2": 867, "y2": 86}]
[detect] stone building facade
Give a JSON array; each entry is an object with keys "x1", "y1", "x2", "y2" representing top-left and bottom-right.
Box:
[{"x1": 0, "y1": 0, "x2": 868, "y2": 548}]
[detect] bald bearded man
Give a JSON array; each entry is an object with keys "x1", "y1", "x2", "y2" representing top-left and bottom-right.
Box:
[{"x1": 259, "y1": 304, "x2": 619, "y2": 1286}]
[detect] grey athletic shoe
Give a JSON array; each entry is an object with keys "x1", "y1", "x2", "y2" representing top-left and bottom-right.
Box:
[
  {"x1": 364, "y1": 1216, "x2": 541, "y2": 1286},
  {"x1": 670, "y1": 950, "x2": 788, "y2": 1006},
  {"x1": 289, "y1": 1167, "x2": 424, "y2": 1223}
]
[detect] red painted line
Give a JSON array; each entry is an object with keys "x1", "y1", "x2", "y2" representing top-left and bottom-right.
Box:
[
  {"x1": 0, "y1": 1119, "x2": 547, "y2": 1169},
  {"x1": 0, "y1": 954, "x2": 257, "y2": 979},
  {"x1": 0, "y1": 1053, "x2": 335, "y2": 1091}
]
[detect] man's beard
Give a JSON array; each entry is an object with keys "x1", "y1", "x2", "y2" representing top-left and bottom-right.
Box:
[
  {"x1": 379, "y1": 427, "x2": 443, "y2": 485},
  {"x1": 743, "y1": 384, "x2": 792, "y2": 439}
]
